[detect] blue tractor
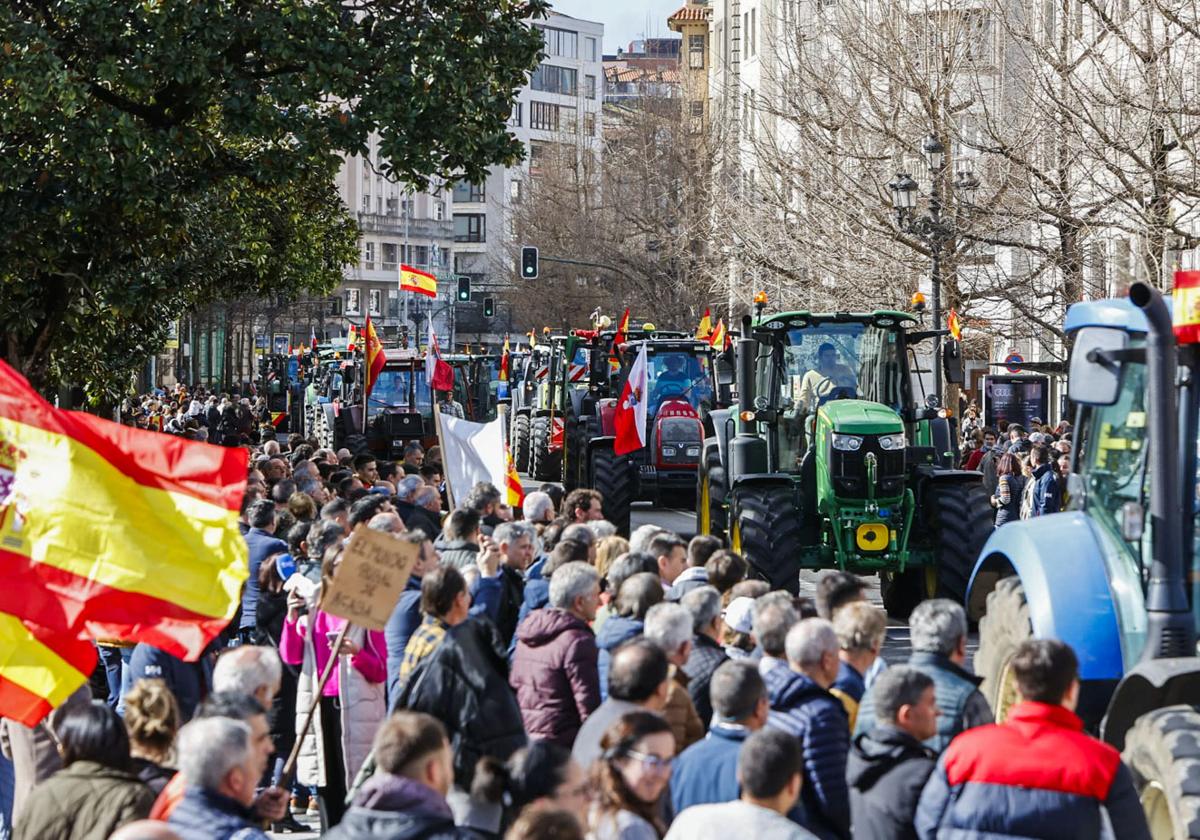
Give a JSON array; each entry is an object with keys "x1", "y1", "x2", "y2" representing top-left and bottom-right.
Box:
[{"x1": 968, "y1": 281, "x2": 1200, "y2": 838}]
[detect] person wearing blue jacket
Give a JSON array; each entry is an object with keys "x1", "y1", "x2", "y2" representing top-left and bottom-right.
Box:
[
  {"x1": 671, "y1": 661, "x2": 768, "y2": 816},
  {"x1": 763, "y1": 619, "x2": 850, "y2": 840},
  {"x1": 127, "y1": 642, "x2": 213, "y2": 723},
  {"x1": 596, "y1": 573, "x2": 663, "y2": 701},
  {"x1": 385, "y1": 532, "x2": 440, "y2": 702},
  {"x1": 240, "y1": 499, "x2": 287, "y2": 642},
  {"x1": 1029, "y1": 444, "x2": 1062, "y2": 517}
]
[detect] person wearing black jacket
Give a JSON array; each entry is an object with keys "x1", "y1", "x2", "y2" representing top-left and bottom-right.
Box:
[{"x1": 846, "y1": 667, "x2": 938, "y2": 840}]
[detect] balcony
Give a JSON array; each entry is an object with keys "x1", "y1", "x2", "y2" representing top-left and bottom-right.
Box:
[{"x1": 356, "y1": 213, "x2": 454, "y2": 241}]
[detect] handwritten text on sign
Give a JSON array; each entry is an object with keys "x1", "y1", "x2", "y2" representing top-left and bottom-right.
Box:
[{"x1": 320, "y1": 525, "x2": 418, "y2": 630}]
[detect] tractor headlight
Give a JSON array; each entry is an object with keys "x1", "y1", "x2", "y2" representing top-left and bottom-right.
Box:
[
  {"x1": 878, "y1": 432, "x2": 907, "y2": 451},
  {"x1": 831, "y1": 433, "x2": 863, "y2": 451},
  {"x1": 663, "y1": 446, "x2": 677, "y2": 456},
  {"x1": 686, "y1": 446, "x2": 701, "y2": 457}
]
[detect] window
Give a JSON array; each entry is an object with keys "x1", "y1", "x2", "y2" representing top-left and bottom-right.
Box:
[
  {"x1": 509, "y1": 103, "x2": 523, "y2": 127},
  {"x1": 691, "y1": 100, "x2": 704, "y2": 118},
  {"x1": 744, "y1": 12, "x2": 750, "y2": 56},
  {"x1": 363, "y1": 241, "x2": 375, "y2": 270},
  {"x1": 751, "y1": 9, "x2": 757, "y2": 56},
  {"x1": 584, "y1": 112, "x2": 596, "y2": 136},
  {"x1": 452, "y1": 181, "x2": 486, "y2": 203},
  {"x1": 345, "y1": 288, "x2": 361, "y2": 315},
  {"x1": 454, "y1": 214, "x2": 486, "y2": 242},
  {"x1": 510, "y1": 180, "x2": 523, "y2": 202},
  {"x1": 386, "y1": 197, "x2": 399, "y2": 215},
  {"x1": 531, "y1": 100, "x2": 562, "y2": 131},
  {"x1": 368, "y1": 289, "x2": 382, "y2": 315},
  {"x1": 530, "y1": 141, "x2": 548, "y2": 171},
  {"x1": 382, "y1": 243, "x2": 398, "y2": 271},
  {"x1": 531, "y1": 64, "x2": 578, "y2": 96},
  {"x1": 387, "y1": 289, "x2": 400, "y2": 317},
  {"x1": 435, "y1": 201, "x2": 445, "y2": 221},
  {"x1": 585, "y1": 74, "x2": 597, "y2": 99},
  {"x1": 538, "y1": 25, "x2": 578, "y2": 58},
  {"x1": 585, "y1": 36, "x2": 597, "y2": 61},
  {"x1": 409, "y1": 245, "x2": 430, "y2": 266},
  {"x1": 689, "y1": 34, "x2": 705, "y2": 68},
  {"x1": 361, "y1": 195, "x2": 370, "y2": 212}
]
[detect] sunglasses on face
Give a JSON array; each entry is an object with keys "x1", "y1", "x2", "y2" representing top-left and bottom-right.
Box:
[{"x1": 625, "y1": 749, "x2": 673, "y2": 771}]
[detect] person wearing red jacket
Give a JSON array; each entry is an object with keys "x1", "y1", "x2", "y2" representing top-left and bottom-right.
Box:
[{"x1": 915, "y1": 639, "x2": 1150, "y2": 840}]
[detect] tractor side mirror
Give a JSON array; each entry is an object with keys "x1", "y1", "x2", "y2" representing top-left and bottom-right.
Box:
[
  {"x1": 942, "y1": 340, "x2": 965, "y2": 385},
  {"x1": 1068, "y1": 326, "x2": 1128, "y2": 406},
  {"x1": 717, "y1": 349, "x2": 736, "y2": 387}
]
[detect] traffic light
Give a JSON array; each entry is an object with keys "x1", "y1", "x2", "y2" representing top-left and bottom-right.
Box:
[
  {"x1": 521, "y1": 246, "x2": 539, "y2": 279},
  {"x1": 457, "y1": 276, "x2": 471, "y2": 302},
  {"x1": 483, "y1": 297, "x2": 496, "y2": 318}
]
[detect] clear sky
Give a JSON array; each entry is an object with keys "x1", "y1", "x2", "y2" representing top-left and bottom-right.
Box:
[{"x1": 550, "y1": 1, "x2": 683, "y2": 55}]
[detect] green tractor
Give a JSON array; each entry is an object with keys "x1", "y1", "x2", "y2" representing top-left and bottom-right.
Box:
[{"x1": 698, "y1": 306, "x2": 993, "y2": 615}]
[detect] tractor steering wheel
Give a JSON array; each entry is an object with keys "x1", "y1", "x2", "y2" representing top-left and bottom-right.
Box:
[{"x1": 817, "y1": 386, "x2": 857, "y2": 407}]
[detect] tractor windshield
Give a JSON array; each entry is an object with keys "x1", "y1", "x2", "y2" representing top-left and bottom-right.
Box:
[
  {"x1": 777, "y1": 323, "x2": 905, "y2": 413},
  {"x1": 367, "y1": 369, "x2": 432, "y2": 416},
  {"x1": 647, "y1": 351, "x2": 714, "y2": 415}
]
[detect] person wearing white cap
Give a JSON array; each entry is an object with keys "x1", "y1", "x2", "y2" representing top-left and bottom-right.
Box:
[{"x1": 722, "y1": 597, "x2": 758, "y2": 661}]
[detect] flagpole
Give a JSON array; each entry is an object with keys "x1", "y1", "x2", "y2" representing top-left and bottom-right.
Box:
[{"x1": 433, "y1": 398, "x2": 456, "y2": 510}]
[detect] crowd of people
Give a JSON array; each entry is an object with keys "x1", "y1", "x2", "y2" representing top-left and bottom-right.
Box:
[
  {"x1": 0, "y1": 412, "x2": 1152, "y2": 840},
  {"x1": 959, "y1": 408, "x2": 1073, "y2": 524},
  {"x1": 118, "y1": 383, "x2": 279, "y2": 444}
]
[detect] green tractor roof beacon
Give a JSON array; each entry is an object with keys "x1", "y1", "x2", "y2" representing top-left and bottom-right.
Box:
[
  {"x1": 967, "y1": 281, "x2": 1200, "y2": 838},
  {"x1": 697, "y1": 295, "x2": 993, "y2": 616}
]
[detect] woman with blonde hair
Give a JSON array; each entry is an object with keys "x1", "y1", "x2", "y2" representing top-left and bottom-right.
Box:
[
  {"x1": 122, "y1": 678, "x2": 180, "y2": 795},
  {"x1": 595, "y1": 535, "x2": 630, "y2": 582}
]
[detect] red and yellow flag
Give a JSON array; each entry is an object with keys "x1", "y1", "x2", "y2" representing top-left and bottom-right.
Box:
[
  {"x1": 947, "y1": 309, "x2": 962, "y2": 342},
  {"x1": 499, "y1": 336, "x2": 511, "y2": 384},
  {"x1": 365, "y1": 316, "x2": 387, "y2": 397},
  {"x1": 347, "y1": 323, "x2": 358, "y2": 352},
  {"x1": 709, "y1": 318, "x2": 728, "y2": 350},
  {"x1": 696, "y1": 308, "x2": 712, "y2": 341},
  {"x1": 610, "y1": 308, "x2": 631, "y2": 368},
  {"x1": 0, "y1": 361, "x2": 248, "y2": 724},
  {"x1": 400, "y1": 264, "x2": 438, "y2": 298},
  {"x1": 505, "y1": 444, "x2": 524, "y2": 508}
]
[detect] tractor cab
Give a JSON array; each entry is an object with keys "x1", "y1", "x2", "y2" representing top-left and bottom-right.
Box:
[{"x1": 363, "y1": 350, "x2": 432, "y2": 457}]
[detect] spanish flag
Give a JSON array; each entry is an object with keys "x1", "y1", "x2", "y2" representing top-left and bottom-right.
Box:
[
  {"x1": 696, "y1": 308, "x2": 712, "y2": 341},
  {"x1": 400, "y1": 264, "x2": 438, "y2": 298},
  {"x1": 505, "y1": 444, "x2": 524, "y2": 508},
  {"x1": 0, "y1": 361, "x2": 248, "y2": 724},
  {"x1": 709, "y1": 318, "x2": 728, "y2": 350},
  {"x1": 499, "y1": 337, "x2": 511, "y2": 384},
  {"x1": 347, "y1": 323, "x2": 358, "y2": 353},
  {"x1": 947, "y1": 309, "x2": 963, "y2": 342},
  {"x1": 610, "y1": 308, "x2": 631, "y2": 369},
  {"x1": 365, "y1": 316, "x2": 386, "y2": 397}
]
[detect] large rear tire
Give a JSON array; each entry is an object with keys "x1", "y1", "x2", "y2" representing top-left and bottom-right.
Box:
[
  {"x1": 695, "y1": 440, "x2": 728, "y2": 543},
  {"x1": 975, "y1": 575, "x2": 1033, "y2": 720},
  {"x1": 530, "y1": 416, "x2": 560, "y2": 482},
  {"x1": 927, "y1": 480, "x2": 994, "y2": 602},
  {"x1": 561, "y1": 399, "x2": 586, "y2": 492},
  {"x1": 1123, "y1": 705, "x2": 1200, "y2": 839},
  {"x1": 592, "y1": 446, "x2": 635, "y2": 537},
  {"x1": 512, "y1": 413, "x2": 531, "y2": 474},
  {"x1": 731, "y1": 483, "x2": 803, "y2": 594}
]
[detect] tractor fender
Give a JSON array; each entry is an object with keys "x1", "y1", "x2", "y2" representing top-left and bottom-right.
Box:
[
  {"x1": 967, "y1": 512, "x2": 1126, "y2": 683},
  {"x1": 568, "y1": 387, "x2": 587, "y2": 418},
  {"x1": 729, "y1": 473, "x2": 797, "y2": 497},
  {"x1": 928, "y1": 415, "x2": 955, "y2": 467},
  {"x1": 710, "y1": 408, "x2": 734, "y2": 468},
  {"x1": 586, "y1": 435, "x2": 617, "y2": 457},
  {"x1": 915, "y1": 468, "x2": 983, "y2": 508},
  {"x1": 1100, "y1": 658, "x2": 1200, "y2": 751}
]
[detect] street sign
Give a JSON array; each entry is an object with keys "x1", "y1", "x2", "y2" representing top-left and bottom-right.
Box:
[{"x1": 1004, "y1": 352, "x2": 1024, "y2": 373}]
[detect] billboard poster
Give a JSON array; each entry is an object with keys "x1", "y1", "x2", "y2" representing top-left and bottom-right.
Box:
[{"x1": 983, "y1": 375, "x2": 1050, "y2": 430}]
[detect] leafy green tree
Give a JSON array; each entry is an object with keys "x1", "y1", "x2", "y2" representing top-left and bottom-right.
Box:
[{"x1": 0, "y1": 0, "x2": 548, "y2": 394}]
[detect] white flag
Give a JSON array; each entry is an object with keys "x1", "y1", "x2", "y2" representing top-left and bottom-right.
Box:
[
  {"x1": 438, "y1": 414, "x2": 507, "y2": 509},
  {"x1": 425, "y1": 319, "x2": 438, "y2": 384}
]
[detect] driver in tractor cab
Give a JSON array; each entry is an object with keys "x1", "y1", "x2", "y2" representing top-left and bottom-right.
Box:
[{"x1": 798, "y1": 342, "x2": 857, "y2": 413}]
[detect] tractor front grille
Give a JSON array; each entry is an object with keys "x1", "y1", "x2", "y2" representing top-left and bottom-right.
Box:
[{"x1": 831, "y1": 436, "x2": 905, "y2": 499}]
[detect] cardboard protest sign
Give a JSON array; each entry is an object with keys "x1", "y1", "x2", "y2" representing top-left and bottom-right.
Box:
[{"x1": 320, "y1": 525, "x2": 418, "y2": 630}]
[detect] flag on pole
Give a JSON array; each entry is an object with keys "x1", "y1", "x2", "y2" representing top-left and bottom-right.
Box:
[
  {"x1": 498, "y1": 337, "x2": 511, "y2": 400},
  {"x1": 425, "y1": 320, "x2": 440, "y2": 383},
  {"x1": 0, "y1": 360, "x2": 248, "y2": 724},
  {"x1": 709, "y1": 318, "x2": 728, "y2": 350},
  {"x1": 505, "y1": 444, "x2": 524, "y2": 508},
  {"x1": 947, "y1": 309, "x2": 963, "y2": 342},
  {"x1": 347, "y1": 323, "x2": 358, "y2": 353},
  {"x1": 528, "y1": 330, "x2": 538, "y2": 349},
  {"x1": 365, "y1": 316, "x2": 386, "y2": 397},
  {"x1": 610, "y1": 308, "x2": 631, "y2": 369},
  {"x1": 310, "y1": 328, "x2": 318, "y2": 353},
  {"x1": 400, "y1": 265, "x2": 438, "y2": 298},
  {"x1": 437, "y1": 414, "x2": 510, "y2": 510},
  {"x1": 696, "y1": 308, "x2": 712, "y2": 341},
  {"x1": 614, "y1": 342, "x2": 649, "y2": 455}
]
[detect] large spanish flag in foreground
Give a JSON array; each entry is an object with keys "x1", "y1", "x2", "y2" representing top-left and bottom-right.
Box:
[
  {"x1": 0, "y1": 361, "x2": 248, "y2": 724},
  {"x1": 400, "y1": 264, "x2": 438, "y2": 298}
]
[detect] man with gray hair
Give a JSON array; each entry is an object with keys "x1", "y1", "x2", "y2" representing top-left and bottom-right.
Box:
[
  {"x1": 394, "y1": 475, "x2": 440, "y2": 539},
  {"x1": 167, "y1": 717, "x2": 270, "y2": 840},
  {"x1": 754, "y1": 591, "x2": 801, "y2": 680},
  {"x1": 765, "y1": 618, "x2": 851, "y2": 840},
  {"x1": 469, "y1": 520, "x2": 537, "y2": 645},
  {"x1": 367, "y1": 510, "x2": 406, "y2": 534},
  {"x1": 559, "y1": 522, "x2": 596, "y2": 563},
  {"x1": 521, "y1": 490, "x2": 556, "y2": 525},
  {"x1": 211, "y1": 646, "x2": 282, "y2": 712},
  {"x1": 680, "y1": 585, "x2": 729, "y2": 728},
  {"x1": 645, "y1": 602, "x2": 705, "y2": 752},
  {"x1": 629, "y1": 523, "x2": 667, "y2": 555},
  {"x1": 855, "y1": 598, "x2": 990, "y2": 753},
  {"x1": 510, "y1": 561, "x2": 602, "y2": 746}
]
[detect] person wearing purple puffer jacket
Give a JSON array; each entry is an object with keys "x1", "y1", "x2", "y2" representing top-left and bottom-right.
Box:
[{"x1": 509, "y1": 562, "x2": 602, "y2": 747}]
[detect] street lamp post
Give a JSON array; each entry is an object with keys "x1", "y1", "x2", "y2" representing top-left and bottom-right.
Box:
[{"x1": 886, "y1": 134, "x2": 978, "y2": 405}]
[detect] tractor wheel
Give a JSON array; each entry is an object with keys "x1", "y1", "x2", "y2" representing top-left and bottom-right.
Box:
[
  {"x1": 512, "y1": 413, "x2": 531, "y2": 474},
  {"x1": 1123, "y1": 705, "x2": 1200, "y2": 839},
  {"x1": 593, "y1": 446, "x2": 635, "y2": 537},
  {"x1": 695, "y1": 440, "x2": 728, "y2": 543},
  {"x1": 530, "y1": 416, "x2": 560, "y2": 482},
  {"x1": 976, "y1": 575, "x2": 1033, "y2": 721},
  {"x1": 344, "y1": 434, "x2": 370, "y2": 457},
  {"x1": 731, "y1": 483, "x2": 804, "y2": 594},
  {"x1": 927, "y1": 480, "x2": 994, "y2": 603},
  {"x1": 561, "y1": 400, "x2": 585, "y2": 492}
]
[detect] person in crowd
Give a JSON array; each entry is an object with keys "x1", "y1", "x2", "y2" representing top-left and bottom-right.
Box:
[
  {"x1": 596, "y1": 535, "x2": 631, "y2": 582},
  {"x1": 353, "y1": 454, "x2": 378, "y2": 488},
  {"x1": 991, "y1": 452, "x2": 1026, "y2": 526},
  {"x1": 470, "y1": 521, "x2": 538, "y2": 646},
  {"x1": 964, "y1": 428, "x2": 997, "y2": 471},
  {"x1": 666, "y1": 729, "x2": 816, "y2": 840},
  {"x1": 679, "y1": 586, "x2": 729, "y2": 728},
  {"x1": 474, "y1": 741, "x2": 591, "y2": 832},
  {"x1": 440, "y1": 509, "x2": 484, "y2": 569},
  {"x1": 287, "y1": 490, "x2": 317, "y2": 524},
  {"x1": 1028, "y1": 443, "x2": 1062, "y2": 517},
  {"x1": 649, "y1": 533, "x2": 688, "y2": 590},
  {"x1": 1006, "y1": 423, "x2": 1031, "y2": 454},
  {"x1": 594, "y1": 552, "x2": 659, "y2": 635},
  {"x1": 13, "y1": 701, "x2": 154, "y2": 840},
  {"x1": 464, "y1": 482, "x2": 505, "y2": 534},
  {"x1": 166, "y1": 717, "x2": 270, "y2": 840},
  {"x1": 829, "y1": 602, "x2": 886, "y2": 731},
  {"x1": 670, "y1": 661, "x2": 769, "y2": 815},
  {"x1": 563, "y1": 488, "x2": 605, "y2": 523},
  {"x1": 506, "y1": 807, "x2": 586, "y2": 840},
  {"x1": 369, "y1": 510, "x2": 406, "y2": 534},
  {"x1": 123, "y1": 679, "x2": 180, "y2": 796},
  {"x1": 0, "y1": 687, "x2": 91, "y2": 827},
  {"x1": 522, "y1": 491, "x2": 557, "y2": 528},
  {"x1": 396, "y1": 475, "x2": 442, "y2": 538},
  {"x1": 280, "y1": 546, "x2": 388, "y2": 828},
  {"x1": 764, "y1": 619, "x2": 851, "y2": 840},
  {"x1": 721, "y1": 596, "x2": 758, "y2": 660},
  {"x1": 511, "y1": 562, "x2": 602, "y2": 747},
  {"x1": 399, "y1": 566, "x2": 472, "y2": 687},
  {"x1": 814, "y1": 572, "x2": 865, "y2": 621},
  {"x1": 644, "y1": 602, "x2": 705, "y2": 753},
  {"x1": 589, "y1": 712, "x2": 675, "y2": 840},
  {"x1": 846, "y1": 666, "x2": 938, "y2": 840},
  {"x1": 516, "y1": 539, "x2": 591, "y2": 632},
  {"x1": 326, "y1": 712, "x2": 476, "y2": 839},
  {"x1": 108, "y1": 821, "x2": 183, "y2": 840},
  {"x1": 704, "y1": 551, "x2": 748, "y2": 601},
  {"x1": 401, "y1": 442, "x2": 426, "y2": 476},
  {"x1": 667, "y1": 535, "x2": 721, "y2": 601},
  {"x1": 572, "y1": 640, "x2": 671, "y2": 772},
  {"x1": 127, "y1": 642, "x2": 212, "y2": 724},
  {"x1": 240, "y1": 498, "x2": 288, "y2": 645},
  {"x1": 348, "y1": 493, "x2": 391, "y2": 530},
  {"x1": 597, "y1": 573, "x2": 664, "y2": 701},
  {"x1": 320, "y1": 499, "x2": 351, "y2": 534},
  {"x1": 855, "y1": 599, "x2": 991, "y2": 753},
  {"x1": 588, "y1": 520, "x2": 618, "y2": 543},
  {"x1": 753, "y1": 592, "x2": 801, "y2": 679},
  {"x1": 212, "y1": 645, "x2": 282, "y2": 711},
  {"x1": 627, "y1": 525, "x2": 666, "y2": 556},
  {"x1": 385, "y1": 532, "x2": 441, "y2": 699},
  {"x1": 559, "y1": 523, "x2": 597, "y2": 564},
  {"x1": 915, "y1": 640, "x2": 1150, "y2": 840}
]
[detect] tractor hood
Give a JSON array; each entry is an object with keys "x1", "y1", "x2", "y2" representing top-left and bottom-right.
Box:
[{"x1": 820, "y1": 400, "x2": 903, "y2": 435}]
